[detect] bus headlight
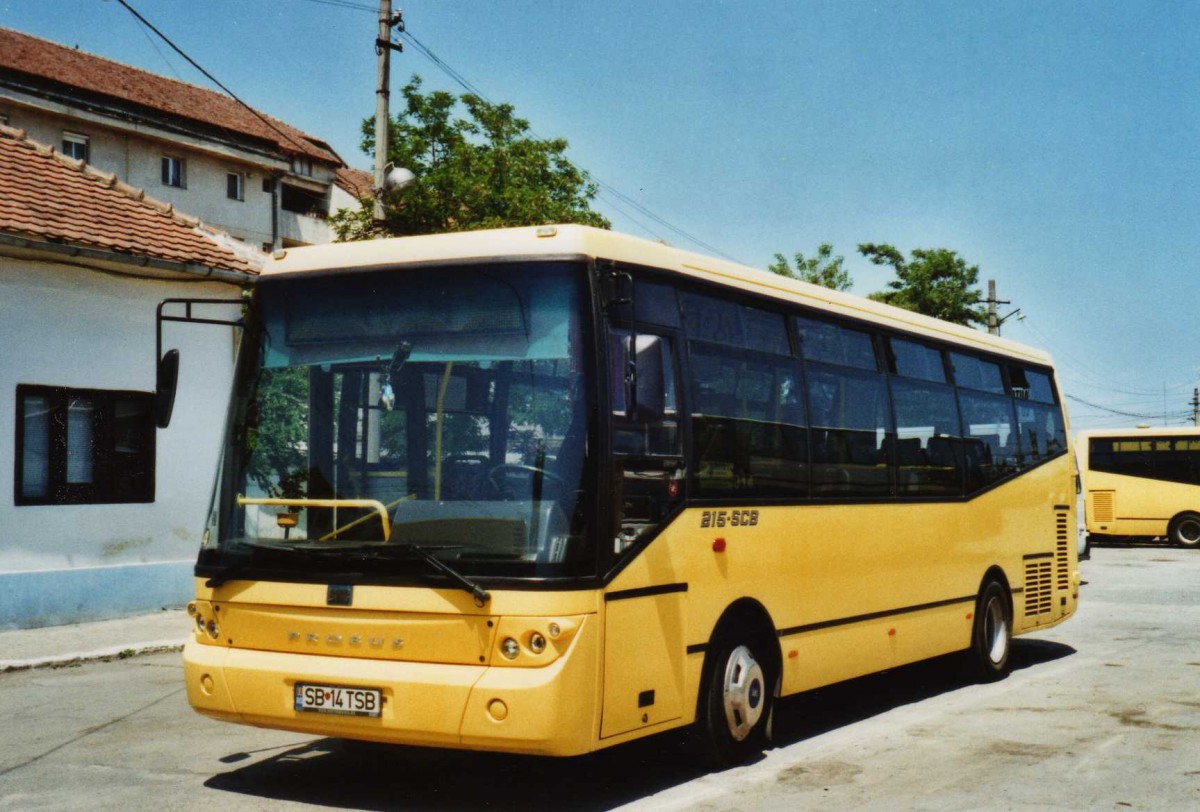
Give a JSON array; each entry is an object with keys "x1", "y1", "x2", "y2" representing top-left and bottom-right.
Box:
[{"x1": 492, "y1": 616, "x2": 585, "y2": 666}]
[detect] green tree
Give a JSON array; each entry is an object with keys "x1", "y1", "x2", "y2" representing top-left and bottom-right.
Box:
[
  {"x1": 331, "y1": 77, "x2": 610, "y2": 240},
  {"x1": 244, "y1": 367, "x2": 309, "y2": 498},
  {"x1": 859, "y1": 243, "x2": 987, "y2": 326},
  {"x1": 768, "y1": 243, "x2": 852, "y2": 291}
]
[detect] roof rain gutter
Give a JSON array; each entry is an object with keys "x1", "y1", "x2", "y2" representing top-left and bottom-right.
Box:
[{"x1": 0, "y1": 232, "x2": 257, "y2": 285}]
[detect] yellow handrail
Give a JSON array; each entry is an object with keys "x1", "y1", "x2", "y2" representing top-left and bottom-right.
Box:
[
  {"x1": 316, "y1": 493, "x2": 416, "y2": 540},
  {"x1": 237, "y1": 496, "x2": 392, "y2": 540}
]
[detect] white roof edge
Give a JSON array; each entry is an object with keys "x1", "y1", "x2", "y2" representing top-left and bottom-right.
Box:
[
  {"x1": 264, "y1": 224, "x2": 1053, "y2": 365},
  {"x1": 1077, "y1": 426, "x2": 1200, "y2": 438}
]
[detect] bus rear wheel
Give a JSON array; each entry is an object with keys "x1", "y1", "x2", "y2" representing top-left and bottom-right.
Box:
[
  {"x1": 697, "y1": 636, "x2": 773, "y2": 767},
  {"x1": 968, "y1": 580, "x2": 1012, "y2": 682},
  {"x1": 1169, "y1": 513, "x2": 1200, "y2": 548}
]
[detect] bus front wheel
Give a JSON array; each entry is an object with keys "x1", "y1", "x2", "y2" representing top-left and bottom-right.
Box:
[
  {"x1": 968, "y1": 580, "x2": 1012, "y2": 682},
  {"x1": 697, "y1": 636, "x2": 773, "y2": 767},
  {"x1": 1168, "y1": 513, "x2": 1200, "y2": 548}
]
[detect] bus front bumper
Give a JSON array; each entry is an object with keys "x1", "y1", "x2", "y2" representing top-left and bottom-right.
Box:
[{"x1": 183, "y1": 618, "x2": 599, "y2": 757}]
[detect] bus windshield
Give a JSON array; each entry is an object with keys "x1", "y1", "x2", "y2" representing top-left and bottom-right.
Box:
[{"x1": 202, "y1": 261, "x2": 597, "y2": 584}]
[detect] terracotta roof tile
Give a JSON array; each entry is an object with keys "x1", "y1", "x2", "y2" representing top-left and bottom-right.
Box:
[
  {"x1": 335, "y1": 167, "x2": 375, "y2": 201},
  {"x1": 0, "y1": 124, "x2": 262, "y2": 276},
  {"x1": 0, "y1": 27, "x2": 339, "y2": 166}
]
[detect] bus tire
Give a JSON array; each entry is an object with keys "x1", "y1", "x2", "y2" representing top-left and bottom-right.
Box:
[
  {"x1": 968, "y1": 580, "x2": 1012, "y2": 682},
  {"x1": 1168, "y1": 513, "x2": 1200, "y2": 548},
  {"x1": 696, "y1": 634, "x2": 773, "y2": 767}
]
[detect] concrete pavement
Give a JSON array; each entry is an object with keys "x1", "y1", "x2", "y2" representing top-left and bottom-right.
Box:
[{"x1": 0, "y1": 609, "x2": 189, "y2": 671}]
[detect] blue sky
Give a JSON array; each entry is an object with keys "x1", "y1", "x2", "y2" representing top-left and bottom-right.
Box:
[{"x1": 5, "y1": 1, "x2": 1198, "y2": 429}]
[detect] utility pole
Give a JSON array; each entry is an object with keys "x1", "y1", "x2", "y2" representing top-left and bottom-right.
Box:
[
  {"x1": 374, "y1": 1, "x2": 404, "y2": 230},
  {"x1": 984, "y1": 279, "x2": 1020, "y2": 336},
  {"x1": 986, "y1": 279, "x2": 1004, "y2": 335},
  {"x1": 1191, "y1": 388, "x2": 1199, "y2": 426}
]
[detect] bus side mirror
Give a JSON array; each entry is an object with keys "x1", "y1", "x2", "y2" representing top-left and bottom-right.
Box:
[
  {"x1": 156, "y1": 349, "x2": 180, "y2": 429},
  {"x1": 631, "y1": 335, "x2": 665, "y2": 423}
]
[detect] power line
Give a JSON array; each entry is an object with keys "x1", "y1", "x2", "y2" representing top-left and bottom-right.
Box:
[
  {"x1": 113, "y1": 0, "x2": 316, "y2": 157},
  {"x1": 288, "y1": 0, "x2": 744, "y2": 262},
  {"x1": 1063, "y1": 393, "x2": 1187, "y2": 421},
  {"x1": 396, "y1": 28, "x2": 745, "y2": 263},
  {"x1": 125, "y1": 12, "x2": 184, "y2": 81}
]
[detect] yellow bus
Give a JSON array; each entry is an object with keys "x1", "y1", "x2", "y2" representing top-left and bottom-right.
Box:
[
  {"x1": 164, "y1": 225, "x2": 1079, "y2": 765},
  {"x1": 1078, "y1": 427, "x2": 1200, "y2": 549}
]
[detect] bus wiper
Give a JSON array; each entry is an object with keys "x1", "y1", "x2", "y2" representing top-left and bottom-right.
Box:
[
  {"x1": 302, "y1": 542, "x2": 489, "y2": 605},
  {"x1": 204, "y1": 540, "x2": 306, "y2": 587},
  {"x1": 390, "y1": 543, "x2": 491, "y2": 607}
]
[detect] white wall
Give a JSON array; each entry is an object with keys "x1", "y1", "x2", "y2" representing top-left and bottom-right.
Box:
[
  {"x1": 0, "y1": 257, "x2": 245, "y2": 627},
  {"x1": 2, "y1": 104, "x2": 334, "y2": 248}
]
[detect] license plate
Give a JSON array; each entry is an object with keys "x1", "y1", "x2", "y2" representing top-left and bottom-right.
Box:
[{"x1": 294, "y1": 683, "x2": 382, "y2": 717}]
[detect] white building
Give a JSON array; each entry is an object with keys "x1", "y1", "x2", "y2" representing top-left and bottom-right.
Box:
[
  {"x1": 0, "y1": 27, "x2": 373, "y2": 251},
  {"x1": 0, "y1": 123, "x2": 263, "y2": 629}
]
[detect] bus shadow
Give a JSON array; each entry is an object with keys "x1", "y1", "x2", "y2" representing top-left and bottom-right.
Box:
[
  {"x1": 203, "y1": 639, "x2": 1075, "y2": 811},
  {"x1": 204, "y1": 732, "x2": 706, "y2": 811},
  {"x1": 770, "y1": 638, "x2": 1075, "y2": 747},
  {"x1": 1089, "y1": 538, "x2": 1171, "y2": 550}
]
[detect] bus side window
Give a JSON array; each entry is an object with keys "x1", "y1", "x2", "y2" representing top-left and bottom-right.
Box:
[
  {"x1": 887, "y1": 337, "x2": 964, "y2": 496},
  {"x1": 1009, "y1": 365, "x2": 1067, "y2": 467},
  {"x1": 610, "y1": 330, "x2": 683, "y2": 555},
  {"x1": 806, "y1": 362, "x2": 892, "y2": 497},
  {"x1": 688, "y1": 341, "x2": 807, "y2": 498}
]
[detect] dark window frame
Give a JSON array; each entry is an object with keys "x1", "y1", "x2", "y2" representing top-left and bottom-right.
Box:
[
  {"x1": 226, "y1": 171, "x2": 245, "y2": 201},
  {"x1": 14, "y1": 384, "x2": 156, "y2": 506},
  {"x1": 62, "y1": 130, "x2": 90, "y2": 162},
  {"x1": 625, "y1": 270, "x2": 1068, "y2": 506},
  {"x1": 161, "y1": 155, "x2": 186, "y2": 188}
]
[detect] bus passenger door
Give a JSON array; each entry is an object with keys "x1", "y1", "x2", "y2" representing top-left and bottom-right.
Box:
[
  {"x1": 601, "y1": 329, "x2": 688, "y2": 738},
  {"x1": 602, "y1": 591, "x2": 687, "y2": 738}
]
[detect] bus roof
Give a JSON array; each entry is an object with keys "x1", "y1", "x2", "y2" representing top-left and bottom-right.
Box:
[
  {"x1": 1078, "y1": 426, "x2": 1200, "y2": 439},
  {"x1": 266, "y1": 224, "x2": 1052, "y2": 366}
]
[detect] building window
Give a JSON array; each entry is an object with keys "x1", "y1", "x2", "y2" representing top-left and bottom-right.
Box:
[
  {"x1": 161, "y1": 155, "x2": 186, "y2": 188},
  {"x1": 15, "y1": 385, "x2": 155, "y2": 505},
  {"x1": 280, "y1": 182, "x2": 328, "y2": 217},
  {"x1": 62, "y1": 131, "x2": 89, "y2": 162},
  {"x1": 292, "y1": 155, "x2": 313, "y2": 177},
  {"x1": 226, "y1": 172, "x2": 245, "y2": 201}
]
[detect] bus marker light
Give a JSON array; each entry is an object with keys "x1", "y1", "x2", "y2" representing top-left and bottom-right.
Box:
[
  {"x1": 787, "y1": 650, "x2": 798, "y2": 659},
  {"x1": 888, "y1": 628, "x2": 896, "y2": 637},
  {"x1": 712, "y1": 538, "x2": 727, "y2": 552},
  {"x1": 966, "y1": 613, "x2": 973, "y2": 621},
  {"x1": 536, "y1": 226, "x2": 558, "y2": 238},
  {"x1": 548, "y1": 622, "x2": 561, "y2": 639}
]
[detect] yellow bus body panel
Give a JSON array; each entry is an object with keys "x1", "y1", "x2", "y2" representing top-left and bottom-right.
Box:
[
  {"x1": 184, "y1": 580, "x2": 603, "y2": 756},
  {"x1": 1078, "y1": 427, "x2": 1200, "y2": 540},
  {"x1": 602, "y1": 455, "x2": 1076, "y2": 721}
]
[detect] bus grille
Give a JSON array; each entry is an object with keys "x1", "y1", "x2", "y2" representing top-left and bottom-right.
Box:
[
  {"x1": 1092, "y1": 491, "x2": 1115, "y2": 523},
  {"x1": 1055, "y1": 509, "x2": 1070, "y2": 591},
  {"x1": 1023, "y1": 558, "x2": 1053, "y2": 617}
]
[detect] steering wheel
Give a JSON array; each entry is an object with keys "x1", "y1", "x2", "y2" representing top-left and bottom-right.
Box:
[{"x1": 485, "y1": 463, "x2": 567, "y2": 499}]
